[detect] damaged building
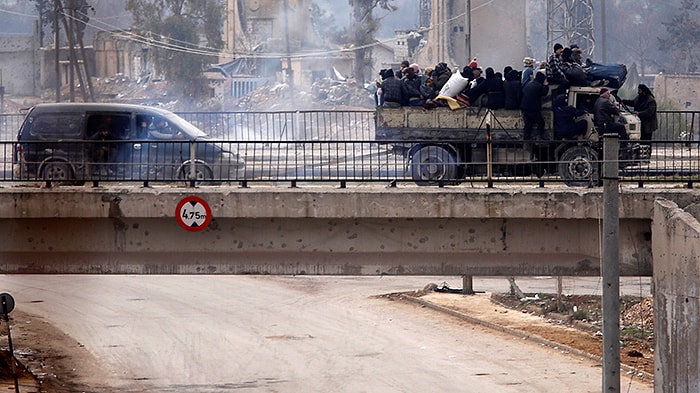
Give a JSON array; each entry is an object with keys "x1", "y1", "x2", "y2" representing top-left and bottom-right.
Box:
[{"x1": 217, "y1": 0, "x2": 354, "y2": 98}]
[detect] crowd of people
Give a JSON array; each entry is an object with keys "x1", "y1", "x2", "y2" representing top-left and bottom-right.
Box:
[{"x1": 375, "y1": 43, "x2": 657, "y2": 144}]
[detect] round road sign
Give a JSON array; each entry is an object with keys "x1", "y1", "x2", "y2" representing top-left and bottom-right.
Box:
[
  {"x1": 0, "y1": 293, "x2": 14, "y2": 314},
  {"x1": 176, "y1": 196, "x2": 212, "y2": 232}
]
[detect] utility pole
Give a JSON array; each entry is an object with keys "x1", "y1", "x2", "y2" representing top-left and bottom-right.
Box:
[
  {"x1": 283, "y1": 0, "x2": 294, "y2": 107},
  {"x1": 465, "y1": 0, "x2": 471, "y2": 61},
  {"x1": 602, "y1": 134, "x2": 621, "y2": 392},
  {"x1": 601, "y1": 0, "x2": 607, "y2": 63},
  {"x1": 56, "y1": 0, "x2": 93, "y2": 102},
  {"x1": 54, "y1": 0, "x2": 61, "y2": 102}
]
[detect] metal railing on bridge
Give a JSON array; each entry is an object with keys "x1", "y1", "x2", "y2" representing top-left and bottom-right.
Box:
[{"x1": 1, "y1": 110, "x2": 699, "y2": 188}]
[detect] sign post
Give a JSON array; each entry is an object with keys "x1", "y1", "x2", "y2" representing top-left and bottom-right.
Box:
[
  {"x1": 175, "y1": 196, "x2": 212, "y2": 232},
  {"x1": 1, "y1": 293, "x2": 19, "y2": 393}
]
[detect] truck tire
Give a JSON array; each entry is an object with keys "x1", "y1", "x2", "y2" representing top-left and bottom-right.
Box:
[
  {"x1": 558, "y1": 145, "x2": 600, "y2": 187},
  {"x1": 410, "y1": 145, "x2": 459, "y2": 186}
]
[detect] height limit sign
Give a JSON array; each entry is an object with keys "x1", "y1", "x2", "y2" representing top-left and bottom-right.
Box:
[{"x1": 176, "y1": 196, "x2": 212, "y2": 232}]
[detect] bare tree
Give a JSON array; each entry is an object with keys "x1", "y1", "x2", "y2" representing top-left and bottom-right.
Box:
[
  {"x1": 349, "y1": 0, "x2": 396, "y2": 84},
  {"x1": 608, "y1": 0, "x2": 664, "y2": 75},
  {"x1": 125, "y1": 0, "x2": 224, "y2": 100},
  {"x1": 658, "y1": 0, "x2": 700, "y2": 73}
]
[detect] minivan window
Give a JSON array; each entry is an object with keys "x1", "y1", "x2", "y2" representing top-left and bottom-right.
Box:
[
  {"x1": 86, "y1": 114, "x2": 131, "y2": 140},
  {"x1": 28, "y1": 113, "x2": 83, "y2": 138}
]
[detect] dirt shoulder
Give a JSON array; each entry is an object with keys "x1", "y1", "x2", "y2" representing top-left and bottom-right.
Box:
[
  {"x1": 387, "y1": 290, "x2": 654, "y2": 385},
  {"x1": 0, "y1": 309, "x2": 112, "y2": 393}
]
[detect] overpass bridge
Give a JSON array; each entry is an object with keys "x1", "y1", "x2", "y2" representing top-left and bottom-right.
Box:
[
  {"x1": 1, "y1": 184, "x2": 698, "y2": 276},
  {"x1": 2, "y1": 108, "x2": 700, "y2": 276}
]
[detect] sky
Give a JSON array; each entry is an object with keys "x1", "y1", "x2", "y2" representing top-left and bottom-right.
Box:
[{"x1": 314, "y1": 0, "x2": 419, "y2": 38}]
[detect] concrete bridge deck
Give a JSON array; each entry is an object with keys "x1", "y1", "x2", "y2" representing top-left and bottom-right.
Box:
[{"x1": 1, "y1": 184, "x2": 698, "y2": 276}]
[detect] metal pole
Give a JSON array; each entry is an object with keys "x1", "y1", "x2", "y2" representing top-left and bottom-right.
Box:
[
  {"x1": 602, "y1": 133, "x2": 620, "y2": 392},
  {"x1": 283, "y1": 0, "x2": 294, "y2": 107},
  {"x1": 2, "y1": 296, "x2": 19, "y2": 393},
  {"x1": 465, "y1": 0, "x2": 471, "y2": 60},
  {"x1": 54, "y1": 0, "x2": 61, "y2": 102},
  {"x1": 189, "y1": 141, "x2": 197, "y2": 187},
  {"x1": 556, "y1": 275, "x2": 563, "y2": 312},
  {"x1": 601, "y1": 0, "x2": 607, "y2": 63}
]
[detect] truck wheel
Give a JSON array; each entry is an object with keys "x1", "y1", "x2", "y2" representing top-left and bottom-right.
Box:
[
  {"x1": 558, "y1": 145, "x2": 600, "y2": 187},
  {"x1": 410, "y1": 145, "x2": 459, "y2": 186}
]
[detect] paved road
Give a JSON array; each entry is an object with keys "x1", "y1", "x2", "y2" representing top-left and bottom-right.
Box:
[{"x1": 0, "y1": 275, "x2": 652, "y2": 392}]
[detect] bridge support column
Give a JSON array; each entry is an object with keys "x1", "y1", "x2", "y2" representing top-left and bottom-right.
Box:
[{"x1": 462, "y1": 275, "x2": 474, "y2": 295}]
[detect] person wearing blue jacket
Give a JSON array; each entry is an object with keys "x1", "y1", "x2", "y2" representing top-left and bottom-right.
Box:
[
  {"x1": 520, "y1": 71, "x2": 550, "y2": 142},
  {"x1": 553, "y1": 94, "x2": 588, "y2": 139}
]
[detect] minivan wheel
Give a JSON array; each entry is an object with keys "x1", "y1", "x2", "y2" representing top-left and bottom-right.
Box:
[
  {"x1": 179, "y1": 163, "x2": 214, "y2": 185},
  {"x1": 42, "y1": 162, "x2": 73, "y2": 182}
]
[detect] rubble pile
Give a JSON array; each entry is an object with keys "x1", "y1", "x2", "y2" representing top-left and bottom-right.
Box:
[
  {"x1": 621, "y1": 296, "x2": 654, "y2": 330},
  {"x1": 234, "y1": 78, "x2": 375, "y2": 112},
  {"x1": 8, "y1": 74, "x2": 376, "y2": 114}
]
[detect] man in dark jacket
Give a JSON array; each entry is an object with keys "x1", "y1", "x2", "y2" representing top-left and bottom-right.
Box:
[
  {"x1": 547, "y1": 43, "x2": 570, "y2": 95},
  {"x1": 622, "y1": 84, "x2": 657, "y2": 143},
  {"x1": 381, "y1": 68, "x2": 407, "y2": 107},
  {"x1": 520, "y1": 72, "x2": 550, "y2": 141},
  {"x1": 402, "y1": 66, "x2": 423, "y2": 106},
  {"x1": 465, "y1": 67, "x2": 505, "y2": 109},
  {"x1": 594, "y1": 88, "x2": 628, "y2": 140},
  {"x1": 430, "y1": 62, "x2": 451, "y2": 93},
  {"x1": 553, "y1": 94, "x2": 588, "y2": 139},
  {"x1": 503, "y1": 69, "x2": 522, "y2": 109}
]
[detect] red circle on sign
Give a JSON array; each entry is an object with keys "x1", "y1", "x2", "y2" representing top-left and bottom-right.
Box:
[{"x1": 176, "y1": 196, "x2": 212, "y2": 232}]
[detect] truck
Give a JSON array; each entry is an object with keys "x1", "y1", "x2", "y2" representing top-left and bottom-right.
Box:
[{"x1": 375, "y1": 85, "x2": 646, "y2": 186}]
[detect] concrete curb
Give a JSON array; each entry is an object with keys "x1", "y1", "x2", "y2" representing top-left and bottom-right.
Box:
[{"x1": 399, "y1": 294, "x2": 654, "y2": 382}]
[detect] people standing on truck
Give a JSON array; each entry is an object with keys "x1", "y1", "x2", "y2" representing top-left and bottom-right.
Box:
[
  {"x1": 547, "y1": 43, "x2": 570, "y2": 95},
  {"x1": 570, "y1": 45, "x2": 584, "y2": 65},
  {"x1": 402, "y1": 66, "x2": 424, "y2": 107},
  {"x1": 503, "y1": 66, "x2": 513, "y2": 82},
  {"x1": 593, "y1": 88, "x2": 629, "y2": 140},
  {"x1": 469, "y1": 67, "x2": 484, "y2": 89},
  {"x1": 521, "y1": 57, "x2": 535, "y2": 88},
  {"x1": 380, "y1": 68, "x2": 407, "y2": 107},
  {"x1": 453, "y1": 66, "x2": 475, "y2": 106},
  {"x1": 520, "y1": 71, "x2": 551, "y2": 142},
  {"x1": 465, "y1": 67, "x2": 505, "y2": 109},
  {"x1": 562, "y1": 46, "x2": 608, "y2": 88},
  {"x1": 622, "y1": 84, "x2": 657, "y2": 144},
  {"x1": 420, "y1": 67, "x2": 438, "y2": 102},
  {"x1": 430, "y1": 62, "x2": 451, "y2": 93},
  {"x1": 397, "y1": 60, "x2": 410, "y2": 79},
  {"x1": 553, "y1": 94, "x2": 589, "y2": 140},
  {"x1": 375, "y1": 69, "x2": 390, "y2": 106},
  {"x1": 504, "y1": 69, "x2": 523, "y2": 109}
]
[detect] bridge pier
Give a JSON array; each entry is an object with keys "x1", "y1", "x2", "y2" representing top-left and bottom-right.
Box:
[{"x1": 462, "y1": 275, "x2": 474, "y2": 295}]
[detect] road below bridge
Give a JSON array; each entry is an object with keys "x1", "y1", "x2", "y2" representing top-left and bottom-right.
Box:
[
  {"x1": 0, "y1": 275, "x2": 654, "y2": 393},
  {"x1": 1, "y1": 184, "x2": 699, "y2": 276}
]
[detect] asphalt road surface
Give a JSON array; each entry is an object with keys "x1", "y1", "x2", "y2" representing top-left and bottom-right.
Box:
[{"x1": 0, "y1": 275, "x2": 652, "y2": 392}]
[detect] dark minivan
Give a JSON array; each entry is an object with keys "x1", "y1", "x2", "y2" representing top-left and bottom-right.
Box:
[{"x1": 13, "y1": 103, "x2": 244, "y2": 183}]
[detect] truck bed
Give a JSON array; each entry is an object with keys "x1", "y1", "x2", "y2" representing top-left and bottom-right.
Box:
[{"x1": 375, "y1": 106, "x2": 551, "y2": 141}]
